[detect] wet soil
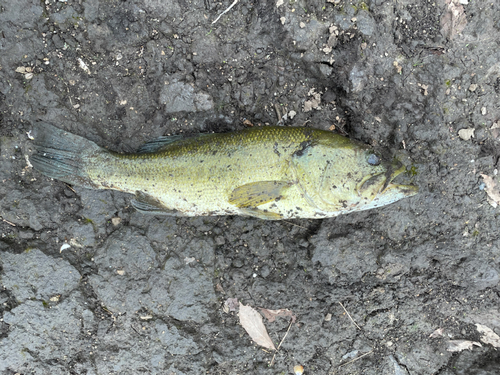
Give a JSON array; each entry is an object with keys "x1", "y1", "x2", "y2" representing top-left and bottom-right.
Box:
[{"x1": 1, "y1": 0, "x2": 500, "y2": 374}]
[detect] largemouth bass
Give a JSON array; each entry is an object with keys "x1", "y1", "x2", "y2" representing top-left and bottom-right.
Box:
[{"x1": 30, "y1": 122, "x2": 417, "y2": 220}]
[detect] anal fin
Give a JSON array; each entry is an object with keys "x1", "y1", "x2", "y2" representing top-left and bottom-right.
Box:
[
  {"x1": 131, "y1": 191, "x2": 182, "y2": 216},
  {"x1": 239, "y1": 208, "x2": 283, "y2": 220}
]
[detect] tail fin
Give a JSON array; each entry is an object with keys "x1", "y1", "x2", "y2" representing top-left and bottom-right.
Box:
[{"x1": 30, "y1": 122, "x2": 102, "y2": 188}]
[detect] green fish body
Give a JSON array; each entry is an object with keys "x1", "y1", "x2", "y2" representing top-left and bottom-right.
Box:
[{"x1": 31, "y1": 123, "x2": 417, "y2": 220}]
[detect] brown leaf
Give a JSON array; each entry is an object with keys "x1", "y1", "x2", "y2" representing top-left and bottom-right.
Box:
[
  {"x1": 440, "y1": 0, "x2": 467, "y2": 40},
  {"x1": 239, "y1": 302, "x2": 276, "y2": 350},
  {"x1": 481, "y1": 174, "x2": 500, "y2": 208},
  {"x1": 259, "y1": 308, "x2": 297, "y2": 323}
]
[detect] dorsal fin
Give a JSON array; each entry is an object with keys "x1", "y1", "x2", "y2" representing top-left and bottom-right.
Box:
[
  {"x1": 137, "y1": 135, "x2": 184, "y2": 153},
  {"x1": 137, "y1": 133, "x2": 215, "y2": 153}
]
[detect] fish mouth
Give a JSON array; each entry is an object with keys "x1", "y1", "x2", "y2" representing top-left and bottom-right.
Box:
[
  {"x1": 357, "y1": 163, "x2": 418, "y2": 197},
  {"x1": 380, "y1": 164, "x2": 418, "y2": 197}
]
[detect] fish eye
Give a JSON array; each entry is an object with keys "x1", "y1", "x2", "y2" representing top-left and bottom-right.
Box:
[{"x1": 367, "y1": 154, "x2": 381, "y2": 166}]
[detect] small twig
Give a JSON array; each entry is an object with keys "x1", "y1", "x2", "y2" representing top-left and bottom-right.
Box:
[
  {"x1": 274, "y1": 103, "x2": 282, "y2": 123},
  {"x1": 65, "y1": 183, "x2": 76, "y2": 193},
  {"x1": 101, "y1": 306, "x2": 117, "y2": 321},
  {"x1": 270, "y1": 319, "x2": 293, "y2": 366},
  {"x1": 2, "y1": 218, "x2": 16, "y2": 226},
  {"x1": 212, "y1": 0, "x2": 239, "y2": 24},
  {"x1": 338, "y1": 301, "x2": 361, "y2": 330},
  {"x1": 276, "y1": 319, "x2": 293, "y2": 351},
  {"x1": 338, "y1": 350, "x2": 373, "y2": 368},
  {"x1": 131, "y1": 325, "x2": 141, "y2": 335},
  {"x1": 283, "y1": 220, "x2": 307, "y2": 229}
]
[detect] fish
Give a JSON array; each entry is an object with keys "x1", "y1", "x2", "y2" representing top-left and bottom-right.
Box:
[{"x1": 30, "y1": 122, "x2": 418, "y2": 220}]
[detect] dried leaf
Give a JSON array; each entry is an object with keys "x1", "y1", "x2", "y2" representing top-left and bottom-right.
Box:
[
  {"x1": 458, "y1": 128, "x2": 475, "y2": 140},
  {"x1": 215, "y1": 283, "x2": 225, "y2": 293},
  {"x1": 468, "y1": 83, "x2": 478, "y2": 92},
  {"x1": 441, "y1": 0, "x2": 467, "y2": 40},
  {"x1": 481, "y1": 174, "x2": 500, "y2": 208},
  {"x1": 491, "y1": 122, "x2": 500, "y2": 139},
  {"x1": 429, "y1": 328, "x2": 444, "y2": 338},
  {"x1": 78, "y1": 57, "x2": 91, "y2": 75},
  {"x1": 59, "y1": 243, "x2": 71, "y2": 252},
  {"x1": 225, "y1": 297, "x2": 239, "y2": 312},
  {"x1": 476, "y1": 324, "x2": 500, "y2": 348},
  {"x1": 259, "y1": 308, "x2": 297, "y2": 323},
  {"x1": 304, "y1": 88, "x2": 321, "y2": 112},
  {"x1": 239, "y1": 302, "x2": 276, "y2": 350},
  {"x1": 446, "y1": 339, "x2": 482, "y2": 352}
]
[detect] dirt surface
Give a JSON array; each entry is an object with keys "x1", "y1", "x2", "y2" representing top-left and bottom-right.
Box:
[{"x1": 1, "y1": 0, "x2": 500, "y2": 374}]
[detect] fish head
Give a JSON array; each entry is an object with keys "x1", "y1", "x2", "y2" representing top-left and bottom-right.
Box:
[
  {"x1": 293, "y1": 135, "x2": 418, "y2": 214},
  {"x1": 342, "y1": 150, "x2": 419, "y2": 212}
]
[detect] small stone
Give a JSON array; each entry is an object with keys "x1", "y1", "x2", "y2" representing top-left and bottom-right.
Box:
[
  {"x1": 481, "y1": 107, "x2": 487, "y2": 115},
  {"x1": 458, "y1": 128, "x2": 475, "y2": 140},
  {"x1": 469, "y1": 83, "x2": 478, "y2": 92}
]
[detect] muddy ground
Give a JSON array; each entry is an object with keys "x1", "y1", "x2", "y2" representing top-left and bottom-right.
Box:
[{"x1": 1, "y1": 0, "x2": 500, "y2": 374}]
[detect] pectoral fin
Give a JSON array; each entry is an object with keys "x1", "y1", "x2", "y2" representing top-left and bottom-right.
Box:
[
  {"x1": 131, "y1": 191, "x2": 182, "y2": 216},
  {"x1": 228, "y1": 181, "x2": 292, "y2": 208}
]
